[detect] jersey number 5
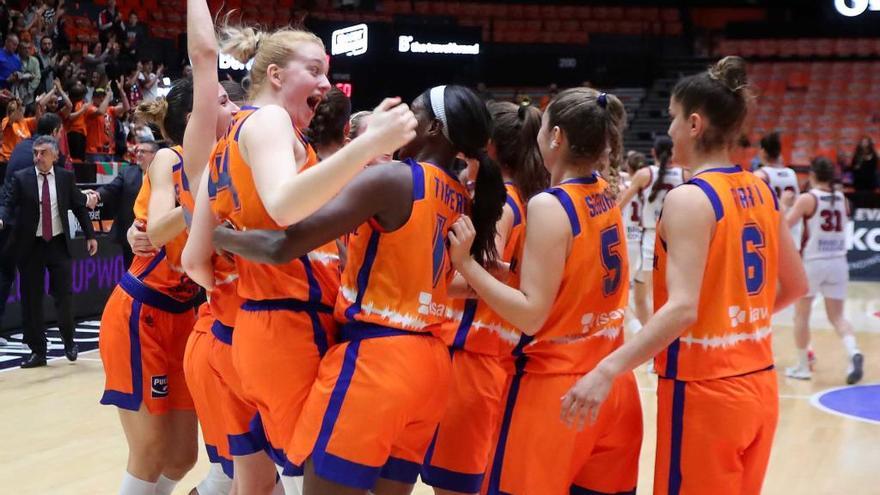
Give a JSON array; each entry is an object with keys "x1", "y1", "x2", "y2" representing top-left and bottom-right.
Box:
[
  {"x1": 600, "y1": 226, "x2": 623, "y2": 296},
  {"x1": 741, "y1": 223, "x2": 766, "y2": 295}
]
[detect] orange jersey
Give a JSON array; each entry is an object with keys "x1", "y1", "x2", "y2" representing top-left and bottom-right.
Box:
[
  {"x1": 67, "y1": 101, "x2": 88, "y2": 135},
  {"x1": 336, "y1": 159, "x2": 468, "y2": 335},
  {"x1": 653, "y1": 165, "x2": 780, "y2": 381},
  {"x1": 441, "y1": 183, "x2": 525, "y2": 355},
  {"x1": 129, "y1": 148, "x2": 201, "y2": 302},
  {"x1": 170, "y1": 145, "x2": 241, "y2": 326},
  {"x1": 0, "y1": 116, "x2": 36, "y2": 161},
  {"x1": 85, "y1": 106, "x2": 118, "y2": 155},
  {"x1": 207, "y1": 106, "x2": 338, "y2": 304},
  {"x1": 524, "y1": 175, "x2": 629, "y2": 374}
]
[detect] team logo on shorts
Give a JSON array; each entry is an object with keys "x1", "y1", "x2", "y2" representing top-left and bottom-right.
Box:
[{"x1": 151, "y1": 375, "x2": 169, "y2": 398}]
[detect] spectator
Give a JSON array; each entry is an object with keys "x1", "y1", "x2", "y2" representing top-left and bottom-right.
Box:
[
  {"x1": 1, "y1": 97, "x2": 37, "y2": 161},
  {"x1": 87, "y1": 139, "x2": 158, "y2": 268},
  {"x1": 85, "y1": 70, "x2": 104, "y2": 102},
  {"x1": 539, "y1": 83, "x2": 558, "y2": 110},
  {"x1": 475, "y1": 81, "x2": 495, "y2": 102},
  {"x1": 37, "y1": 35, "x2": 56, "y2": 93},
  {"x1": 0, "y1": 33, "x2": 21, "y2": 90},
  {"x1": 0, "y1": 1, "x2": 10, "y2": 40},
  {"x1": 82, "y1": 41, "x2": 109, "y2": 77},
  {"x1": 0, "y1": 135, "x2": 97, "y2": 368},
  {"x1": 851, "y1": 136, "x2": 878, "y2": 192},
  {"x1": 5, "y1": 104, "x2": 62, "y2": 178},
  {"x1": 65, "y1": 82, "x2": 88, "y2": 160},
  {"x1": 137, "y1": 60, "x2": 162, "y2": 102},
  {"x1": 84, "y1": 77, "x2": 130, "y2": 163},
  {"x1": 12, "y1": 38, "x2": 40, "y2": 106},
  {"x1": 97, "y1": 0, "x2": 124, "y2": 45},
  {"x1": 123, "y1": 12, "x2": 147, "y2": 54}
]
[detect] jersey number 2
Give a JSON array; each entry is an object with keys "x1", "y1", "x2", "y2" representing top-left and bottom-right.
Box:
[
  {"x1": 741, "y1": 223, "x2": 766, "y2": 295},
  {"x1": 600, "y1": 226, "x2": 623, "y2": 296}
]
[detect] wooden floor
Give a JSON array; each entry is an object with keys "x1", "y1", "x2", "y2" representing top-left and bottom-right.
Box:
[{"x1": 1, "y1": 282, "x2": 878, "y2": 495}]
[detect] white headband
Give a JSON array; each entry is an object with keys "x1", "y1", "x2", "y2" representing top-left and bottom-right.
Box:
[{"x1": 429, "y1": 85, "x2": 451, "y2": 141}]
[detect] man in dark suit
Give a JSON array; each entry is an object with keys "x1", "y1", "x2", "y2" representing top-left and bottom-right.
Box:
[
  {"x1": 84, "y1": 139, "x2": 158, "y2": 269},
  {"x1": 0, "y1": 136, "x2": 98, "y2": 368},
  {"x1": 0, "y1": 113, "x2": 65, "y2": 339}
]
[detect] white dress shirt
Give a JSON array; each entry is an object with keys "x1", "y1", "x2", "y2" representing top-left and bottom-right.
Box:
[{"x1": 35, "y1": 167, "x2": 64, "y2": 238}]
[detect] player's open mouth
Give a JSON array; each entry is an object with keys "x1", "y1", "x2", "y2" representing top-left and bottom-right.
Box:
[{"x1": 307, "y1": 95, "x2": 322, "y2": 112}]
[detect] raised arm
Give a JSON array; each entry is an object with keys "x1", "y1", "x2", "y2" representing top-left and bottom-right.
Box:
[
  {"x1": 182, "y1": 173, "x2": 218, "y2": 289},
  {"x1": 182, "y1": 0, "x2": 220, "y2": 189},
  {"x1": 145, "y1": 148, "x2": 187, "y2": 247},
  {"x1": 449, "y1": 192, "x2": 570, "y2": 335},
  {"x1": 243, "y1": 99, "x2": 416, "y2": 226},
  {"x1": 213, "y1": 163, "x2": 413, "y2": 264},
  {"x1": 112, "y1": 77, "x2": 130, "y2": 115}
]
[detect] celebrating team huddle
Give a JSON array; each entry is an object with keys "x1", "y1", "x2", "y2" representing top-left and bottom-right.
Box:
[{"x1": 96, "y1": 2, "x2": 874, "y2": 495}]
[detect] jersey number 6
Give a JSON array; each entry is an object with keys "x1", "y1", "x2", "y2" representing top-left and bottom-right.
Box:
[{"x1": 741, "y1": 223, "x2": 766, "y2": 296}]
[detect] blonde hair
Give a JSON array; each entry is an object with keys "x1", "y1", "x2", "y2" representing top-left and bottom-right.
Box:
[
  {"x1": 135, "y1": 98, "x2": 170, "y2": 136},
  {"x1": 219, "y1": 23, "x2": 325, "y2": 98}
]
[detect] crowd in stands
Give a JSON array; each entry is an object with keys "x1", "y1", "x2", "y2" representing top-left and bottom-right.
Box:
[{"x1": 0, "y1": 0, "x2": 179, "y2": 168}]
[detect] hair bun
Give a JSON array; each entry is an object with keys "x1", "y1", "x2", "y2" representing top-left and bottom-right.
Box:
[{"x1": 708, "y1": 56, "x2": 749, "y2": 94}]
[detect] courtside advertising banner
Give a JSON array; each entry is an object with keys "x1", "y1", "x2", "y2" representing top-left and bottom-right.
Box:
[{"x1": 847, "y1": 208, "x2": 880, "y2": 281}]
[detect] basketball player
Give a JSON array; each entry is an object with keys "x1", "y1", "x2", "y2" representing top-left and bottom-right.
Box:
[
  {"x1": 211, "y1": 85, "x2": 506, "y2": 495},
  {"x1": 182, "y1": 22, "x2": 416, "y2": 495},
  {"x1": 617, "y1": 137, "x2": 684, "y2": 326},
  {"x1": 785, "y1": 157, "x2": 864, "y2": 384},
  {"x1": 756, "y1": 131, "x2": 801, "y2": 240},
  {"x1": 420, "y1": 100, "x2": 546, "y2": 495},
  {"x1": 621, "y1": 151, "x2": 647, "y2": 334},
  {"x1": 99, "y1": 100, "x2": 204, "y2": 495},
  {"x1": 448, "y1": 88, "x2": 642, "y2": 495},
  {"x1": 560, "y1": 57, "x2": 808, "y2": 495}
]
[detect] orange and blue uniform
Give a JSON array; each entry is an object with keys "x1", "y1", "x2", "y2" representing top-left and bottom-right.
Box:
[
  {"x1": 174, "y1": 152, "x2": 237, "y2": 477},
  {"x1": 484, "y1": 175, "x2": 642, "y2": 495},
  {"x1": 653, "y1": 165, "x2": 780, "y2": 495},
  {"x1": 207, "y1": 106, "x2": 339, "y2": 473},
  {"x1": 100, "y1": 147, "x2": 202, "y2": 414},
  {"x1": 288, "y1": 159, "x2": 461, "y2": 490},
  {"x1": 421, "y1": 182, "x2": 525, "y2": 493}
]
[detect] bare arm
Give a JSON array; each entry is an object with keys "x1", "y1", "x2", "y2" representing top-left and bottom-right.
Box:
[
  {"x1": 616, "y1": 167, "x2": 650, "y2": 207},
  {"x1": 182, "y1": 173, "x2": 218, "y2": 290},
  {"x1": 112, "y1": 77, "x2": 130, "y2": 115},
  {"x1": 449, "y1": 192, "x2": 570, "y2": 335},
  {"x1": 213, "y1": 163, "x2": 413, "y2": 264},
  {"x1": 773, "y1": 213, "x2": 809, "y2": 312},
  {"x1": 181, "y1": 0, "x2": 220, "y2": 190},
  {"x1": 69, "y1": 101, "x2": 89, "y2": 119},
  {"x1": 785, "y1": 192, "x2": 815, "y2": 229},
  {"x1": 242, "y1": 99, "x2": 416, "y2": 226},
  {"x1": 145, "y1": 149, "x2": 187, "y2": 247}
]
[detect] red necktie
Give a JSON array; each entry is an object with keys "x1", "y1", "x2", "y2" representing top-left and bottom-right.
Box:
[{"x1": 41, "y1": 172, "x2": 53, "y2": 241}]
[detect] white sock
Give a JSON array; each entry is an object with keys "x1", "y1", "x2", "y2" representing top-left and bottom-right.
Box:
[
  {"x1": 155, "y1": 475, "x2": 179, "y2": 495},
  {"x1": 119, "y1": 472, "x2": 157, "y2": 495},
  {"x1": 842, "y1": 335, "x2": 860, "y2": 357},
  {"x1": 196, "y1": 464, "x2": 233, "y2": 495},
  {"x1": 797, "y1": 348, "x2": 810, "y2": 369},
  {"x1": 277, "y1": 473, "x2": 302, "y2": 495}
]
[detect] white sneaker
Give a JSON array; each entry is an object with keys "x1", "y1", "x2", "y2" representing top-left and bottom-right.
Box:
[
  {"x1": 0, "y1": 336, "x2": 7, "y2": 346},
  {"x1": 785, "y1": 365, "x2": 812, "y2": 380}
]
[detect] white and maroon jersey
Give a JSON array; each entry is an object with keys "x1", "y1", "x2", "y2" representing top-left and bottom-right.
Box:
[
  {"x1": 620, "y1": 174, "x2": 644, "y2": 244},
  {"x1": 641, "y1": 165, "x2": 685, "y2": 230},
  {"x1": 762, "y1": 165, "x2": 803, "y2": 241},
  {"x1": 801, "y1": 188, "x2": 849, "y2": 261},
  {"x1": 762, "y1": 166, "x2": 800, "y2": 201}
]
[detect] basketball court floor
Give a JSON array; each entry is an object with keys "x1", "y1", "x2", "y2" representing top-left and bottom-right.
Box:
[{"x1": 1, "y1": 282, "x2": 877, "y2": 495}]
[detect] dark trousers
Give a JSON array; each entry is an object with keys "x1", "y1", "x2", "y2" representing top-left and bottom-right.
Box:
[
  {"x1": 17, "y1": 235, "x2": 75, "y2": 356},
  {"x1": 67, "y1": 131, "x2": 86, "y2": 161},
  {"x1": 0, "y1": 229, "x2": 15, "y2": 325}
]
